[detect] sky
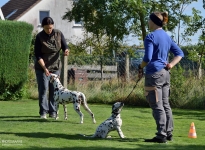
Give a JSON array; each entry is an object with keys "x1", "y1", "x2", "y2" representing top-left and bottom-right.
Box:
[
  {"x1": 0, "y1": 0, "x2": 9, "y2": 7},
  {"x1": 0, "y1": 0, "x2": 205, "y2": 46}
]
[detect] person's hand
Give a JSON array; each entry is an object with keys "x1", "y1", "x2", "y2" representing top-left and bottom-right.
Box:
[
  {"x1": 138, "y1": 64, "x2": 144, "y2": 79},
  {"x1": 44, "y1": 68, "x2": 50, "y2": 76},
  {"x1": 166, "y1": 63, "x2": 173, "y2": 70},
  {"x1": 64, "y1": 49, "x2": 70, "y2": 56}
]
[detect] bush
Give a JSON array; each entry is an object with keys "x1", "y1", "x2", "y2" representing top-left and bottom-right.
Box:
[
  {"x1": 169, "y1": 64, "x2": 186, "y2": 107},
  {"x1": 0, "y1": 20, "x2": 33, "y2": 100}
]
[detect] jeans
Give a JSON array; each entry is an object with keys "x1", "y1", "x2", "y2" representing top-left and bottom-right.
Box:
[
  {"x1": 144, "y1": 68, "x2": 173, "y2": 139},
  {"x1": 35, "y1": 69, "x2": 60, "y2": 115}
]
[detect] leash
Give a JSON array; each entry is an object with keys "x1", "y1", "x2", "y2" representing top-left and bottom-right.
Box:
[{"x1": 123, "y1": 77, "x2": 142, "y2": 101}]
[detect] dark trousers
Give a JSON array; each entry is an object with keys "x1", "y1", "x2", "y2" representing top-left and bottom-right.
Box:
[
  {"x1": 35, "y1": 69, "x2": 60, "y2": 115},
  {"x1": 144, "y1": 68, "x2": 173, "y2": 139}
]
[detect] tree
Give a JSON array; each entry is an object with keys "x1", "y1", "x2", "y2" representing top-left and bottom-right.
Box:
[
  {"x1": 203, "y1": 0, "x2": 205, "y2": 9},
  {"x1": 181, "y1": 6, "x2": 205, "y2": 79},
  {"x1": 125, "y1": 0, "x2": 201, "y2": 46},
  {"x1": 182, "y1": 5, "x2": 205, "y2": 79},
  {"x1": 63, "y1": 0, "x2": 130, "y2": 41},
  {"x1": 63, "y1": 0, "x2": 200, "y2": 49},
  {"x1": 168, "y1": 0, "x2": 199, "y2": 45}
]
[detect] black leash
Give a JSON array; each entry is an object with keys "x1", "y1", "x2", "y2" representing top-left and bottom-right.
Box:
[{"x1": 123, "y1": 78, "x2": 142, "y2": 101}]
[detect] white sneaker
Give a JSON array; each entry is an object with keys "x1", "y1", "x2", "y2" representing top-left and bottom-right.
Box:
[{"x1": 40, "y1": 114, "x2": 47, "y2": 119}]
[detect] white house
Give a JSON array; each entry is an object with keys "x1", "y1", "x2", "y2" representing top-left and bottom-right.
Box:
[{"x1": 1, "y1": 0, "x2": 85, "y2": 44}]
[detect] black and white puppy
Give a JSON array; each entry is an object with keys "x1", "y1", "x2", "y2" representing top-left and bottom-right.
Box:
[{"x1": 82, "y1": 102, "x2": 125, "y2": 138}]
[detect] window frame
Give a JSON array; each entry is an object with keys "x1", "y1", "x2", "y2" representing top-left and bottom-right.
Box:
[
  {"x1": 73, "y1": 20, "x2": 83, "y2": 27},
  {"x1": 39, "y1": 10, "x2": 50, "y2": 25}
]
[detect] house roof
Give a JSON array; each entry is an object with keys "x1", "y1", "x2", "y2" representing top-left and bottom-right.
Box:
[{"x1": 1, "y1": 0, "x2": 41, "y2": 20}]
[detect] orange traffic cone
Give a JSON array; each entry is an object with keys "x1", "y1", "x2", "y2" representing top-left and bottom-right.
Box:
[{"x1": 188, "y1": 122, "x2": 197, "y2": 138}]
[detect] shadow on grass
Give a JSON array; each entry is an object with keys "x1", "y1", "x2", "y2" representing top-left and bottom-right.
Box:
[
  {"x1": 1, "y1": 119, "x2": 68, "y2": 123},
  {"x1": 1, "y1": 144, "x2": 205, "y2": 150},
  {"x1": 0, "y1": 131, "x2": 140, "y2": 142},
  {"x1": 1, "y1": 132, "x2": 205, "y2": 150},
  {"x1": 0, "y1": 116, "x2": 39, "y2": 119},
  {"x1": 0, "y1": 116, "x2": 80, "y2": 123}
]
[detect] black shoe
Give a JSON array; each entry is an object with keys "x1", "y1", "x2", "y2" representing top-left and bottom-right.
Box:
[
  {"x1": 144, "y1": 137, "x2": 167, "y2": 143},
  {"x1": 167, "y1": 135, "x2": 173, "y2": 141},
  {"x1": 49, "y1": 113, "x2": 56, "y2": 118}
]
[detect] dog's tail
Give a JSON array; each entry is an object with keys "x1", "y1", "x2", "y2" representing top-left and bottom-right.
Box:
[
  {"x1": 80, "y1": 93, "x2": 96, "y2": 124},
  {"x1": 80, "y1": 93, "x2": 89, "y2": 108}
]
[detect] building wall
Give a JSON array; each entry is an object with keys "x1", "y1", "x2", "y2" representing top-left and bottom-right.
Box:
[{"x1": 18, "y1": 0, "x2": 84, "y2": 44}]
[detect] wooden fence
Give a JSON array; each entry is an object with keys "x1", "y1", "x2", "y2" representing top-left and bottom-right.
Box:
[{"x1": 67, "y1": 65, "x2": 118, "y2": 83}]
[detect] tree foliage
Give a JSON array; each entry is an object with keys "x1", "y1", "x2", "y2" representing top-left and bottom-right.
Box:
[
  {"x1": 63, "y1": 0, "x2": 131, "y2": 41},
  {"x1": 64, "y1": 0, "x2": 201, "y2": 45}
]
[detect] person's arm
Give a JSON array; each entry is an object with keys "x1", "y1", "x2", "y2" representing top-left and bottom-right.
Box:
[
  {"x1": 61, "y1": 32, "x2": 70, "y2": 56},
  {"x1": 34, "y1": 34, "x2": 50, "y2": 76},
  {"x1": 34, "y1": 34, "x2": 43, "y2": 61},
  {"x1": 38, "y1": 59, "x2": 50, "y2": 76},
  {"x1": 138, "y1": 35, "x2": 153, "y2": 78},
  {"x1": 166, "y1": 56, "x2": 182, "y2": 69},
  {"x1": 167, "y1": 40, "x2": 184, "y2": 69},
  {"x1": 139, "y1": 34, "x2": 153, "y2": 69}
]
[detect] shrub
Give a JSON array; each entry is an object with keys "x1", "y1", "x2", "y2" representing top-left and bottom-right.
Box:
[
  {"x1": 0, "y1": 20, "x2": 33, "y2": 100},
  {"x1": 169, "y1": 64, "x2": 187, "y2": 107}
]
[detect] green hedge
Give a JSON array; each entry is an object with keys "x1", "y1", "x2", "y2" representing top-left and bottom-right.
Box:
[{"x1": 0, "y1": 20, "x2": 33, "y2": 100}]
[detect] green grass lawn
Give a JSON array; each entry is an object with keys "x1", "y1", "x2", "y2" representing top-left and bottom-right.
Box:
[{"x1": 0, "y1": 100, "x2": 205, "y2": 150}]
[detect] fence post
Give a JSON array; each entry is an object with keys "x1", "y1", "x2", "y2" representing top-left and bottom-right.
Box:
[
  {"x1": 198, "y1": 61, "x2": 202, "y2": 79},
  {"x1": 61, "y1": 55, "x2": 68, "y2": 88},
  {"x1": 125, "y1": 54, "x2": 130, "y2": 82},
  {"x1": 100, "y1": 56, "x2": 103, "y2": 81}
]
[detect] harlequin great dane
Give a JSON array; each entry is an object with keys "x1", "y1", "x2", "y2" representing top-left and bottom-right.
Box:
[
  {"x1": 81, "y1": 102, "x2": 125, "y2": 138},
  {"x1": 47, "y1": 73, "x2": 96, "y2": 124}
]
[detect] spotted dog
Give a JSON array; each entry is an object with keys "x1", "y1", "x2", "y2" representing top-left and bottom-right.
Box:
[
  {"x1": 82, "y1": 102, "x2": 125, "y2": 138},
  {"x1": 47, "y1": 73, "x2": 96, "y2": 124}
]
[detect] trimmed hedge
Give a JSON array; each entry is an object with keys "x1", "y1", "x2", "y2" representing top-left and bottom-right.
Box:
[{"x1": 0, "y1": 20, "x2": 33, "y2": 100}]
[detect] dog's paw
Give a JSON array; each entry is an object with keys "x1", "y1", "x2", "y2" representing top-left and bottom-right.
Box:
[
  {"x1": 64, "y1": 117, "x2": 68, "y2": 120},
  {"x1": 55, "y1": 117, "x2": 59, "y2": 120},
  {"x1": 121, "y1": 136, "x2": 126, "y2": 138},
  {"x1": 107, "y1": 135, "x2": 112, "y2": 138}
]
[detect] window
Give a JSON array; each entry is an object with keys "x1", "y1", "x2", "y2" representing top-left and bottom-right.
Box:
[
  {"x1": 74, "y1": 20, "x2": 82, "y2": 26},
  {"x1": 39, "y1": 11, "x2": 50, "y2": 24},
  {"x1": 5, "y1": 9, "x2": 18, "y2": 19}
]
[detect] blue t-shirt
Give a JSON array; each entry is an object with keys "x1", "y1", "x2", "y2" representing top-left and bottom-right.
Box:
[{"x1": 143, "y1": 29, "x2": 184, "y2": 74}]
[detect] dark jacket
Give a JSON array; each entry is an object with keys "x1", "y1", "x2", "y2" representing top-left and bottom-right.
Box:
[{"x1": 34, "y1": 29, "x2": 68, "y2": 72}]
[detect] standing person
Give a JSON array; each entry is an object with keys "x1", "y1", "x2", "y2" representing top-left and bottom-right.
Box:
[
  {"x1": 138, "y1": 11, "x2": 184, "y2": 143},
  {"x1": 34, "y1": 17, "x2": 70, "y2": 119}
]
